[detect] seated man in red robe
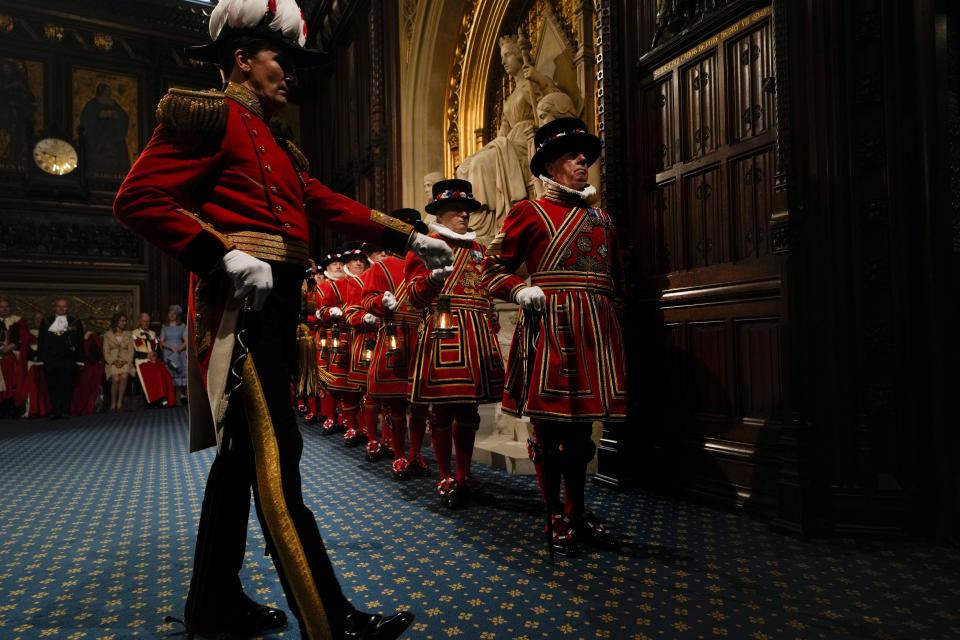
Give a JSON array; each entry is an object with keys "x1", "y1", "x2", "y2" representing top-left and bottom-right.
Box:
[{"x1": 132, "y1": 312, "x2": 177, "y2": 408}]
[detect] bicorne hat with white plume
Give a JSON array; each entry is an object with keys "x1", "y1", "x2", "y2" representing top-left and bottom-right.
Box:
[{"x1": 186, "y1": 0, "x2": 326, "y2": 67}]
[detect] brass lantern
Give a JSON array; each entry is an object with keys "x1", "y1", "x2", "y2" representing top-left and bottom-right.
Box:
[
  {"x1": 330, "y1": 324, "x2": 345, "y2": 355},
  {"x1": 385, "y1": 321, "x2": 402, "y2": 358},
  {"x1": 319, "y1": 329, "x2": 329, "y2": 357},
  {"x1": 433, "y1": 295, "x2": 455, "y2": 339},
  {"x1": 360, "y1": 336, "x2": 376, "y2": 365}
]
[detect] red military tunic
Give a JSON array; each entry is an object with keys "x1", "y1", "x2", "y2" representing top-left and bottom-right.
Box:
[
  {"x1": 317, "y1": 276, "x2": 359, "y2": 392},
  {"x1": 361, "y1": 255, "x2": 424, "y2": 398},
  {"x1": 406, "y1": 230, "x2": 504, "y2": 404},
  {"x1": 114, "y1": 83, "x2": 412, "y2": 447},
  {"x1": 311, "y1": 280, "x2": 336, "y2": 378},
  {"x1": 481, "y1": 192, "x2": 628, "y2": 421},
  {"x1": 343, "y1": 273, "x2": 376, "y2": 387}
]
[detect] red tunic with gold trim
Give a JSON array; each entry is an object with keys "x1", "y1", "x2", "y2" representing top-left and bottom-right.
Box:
[
  {"x1": 406, "y1": 232, "x2": 504, "y2": 404},
  {"x1": 481, "y1": 193, "x2": 628, "y2": 421},
  {"x1": 317, "y1": 277, "x2": 359, "y2": 392},
  {"x1": 361, "y1": 255, "x2": 424, "y2": 398},
  {"x1": 114, "y1": 82, "x2": 413, "y2": 449},
  {"x1": 311, "y1": 280, "x2": 336, "y2": 379},
  {"x1": 343, "y1": 273, "x2": 376, "y2": 387}
]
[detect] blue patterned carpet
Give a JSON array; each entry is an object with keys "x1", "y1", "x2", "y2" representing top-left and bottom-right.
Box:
[{"x1": 1, "y1": 408, "x2": 958, "y2": 640}]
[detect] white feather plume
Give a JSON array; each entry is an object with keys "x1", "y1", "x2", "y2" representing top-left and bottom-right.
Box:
[
  {"x1": 271, "y1": 0, "x2": 307, "y2": 46},
  {"x1": 208, "y1": 0, "x2": 269, "y2": 40}
]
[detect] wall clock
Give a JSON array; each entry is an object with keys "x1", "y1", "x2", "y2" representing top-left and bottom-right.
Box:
[{"x1": 32, "y1": 137, "x2": 79, "y2": 176}]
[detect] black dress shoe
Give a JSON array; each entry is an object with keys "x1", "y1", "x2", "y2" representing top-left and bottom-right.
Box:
[
  {"x1": 188, "y1": 602, "x2": 287, "y2": 637},
  {"x1": 579, "y1": 510, "x2": 620, "y2": 551},
  {"x1": 342, "y1": 610, "x2": 414, "y2": 640}
]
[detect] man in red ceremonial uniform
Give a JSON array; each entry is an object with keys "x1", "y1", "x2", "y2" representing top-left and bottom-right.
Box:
[
  {"x1": 342, "y1": 243, "x2": 389, "y2": 461},
  {"x1": 310, "y1": 250, "x2": 344, "y2": 429},
  {"x1": 133, "y1": 312, "x2": 177, "y2": 408},
  {"x1": 362, "y1": 209, "x2": 432, "y2": 480},
  {"x1": 481, "y1": 117, "x2": 626, "y2": 556},
  {"x1": 406, "y1": 180, "x2": 505, "y2": 508},
  {"x1": 316, "y1": 242, "x2": 368, "y2": 446},
  {"x1": 295, "y1": 261, "x2": 322, "y2": 421},
  {"x1": 113, "y1": 1, "x2": 450, "y2": 637}
]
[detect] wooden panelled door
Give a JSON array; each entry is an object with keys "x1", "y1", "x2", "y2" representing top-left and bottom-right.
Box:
[{"x1": 636, "y1": 7, "x2": 785, "y2": 516}]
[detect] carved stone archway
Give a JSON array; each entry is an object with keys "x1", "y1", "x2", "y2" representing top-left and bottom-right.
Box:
[
  {"x1": 397, "y1": 0, "x2": 464, "y2": 211},
  {"x1": 399, "y1": 1, "x2": 598, "y2": 223}
]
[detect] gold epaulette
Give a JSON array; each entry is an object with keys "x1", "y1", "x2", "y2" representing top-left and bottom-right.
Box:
[
  {"x1": 370, "y1": 209, "x2": 414, "y2": 235},
  {"x1": 283, "y1": 139, "x2": 310, "y2": 173},
  {"x1": 156, "y1": 87, "x2": 228, "y2": 136}
]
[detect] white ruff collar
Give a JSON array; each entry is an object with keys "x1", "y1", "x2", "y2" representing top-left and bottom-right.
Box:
[
  {"x1": 48, "y1": 315, "x2": 69, "y2": 332},
  {"x1": 324, "y1": 270, "x2": 344, "y2": 280},
  {"x1": 538, "y1": 174, "x2": 597, "y2": 201},
  {"x1": 430, "y1": 223, "x2": 476, "y2": 241}
]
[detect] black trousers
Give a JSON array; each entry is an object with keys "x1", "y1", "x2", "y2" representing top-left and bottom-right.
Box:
[
  {"x1": 45, "y1": 360, "x2": 76, "y2": 416},
  {"x1": 185, "y1": 263, "x2": 351, "y2": 637}
]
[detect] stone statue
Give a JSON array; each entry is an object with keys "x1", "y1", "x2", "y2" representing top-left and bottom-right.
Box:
[
  {"x1": 536, "y1": 90, "x2": 577, "y2": 126},
  {"x1": 423, "y1": 170, "x2": 445, "y2": 203},
  {"x1": 456, "y1": 33, "x2": 560, "y2": 243},
  {"x1": 422, "y1": 171, "x2": 445, "y2": 226}
]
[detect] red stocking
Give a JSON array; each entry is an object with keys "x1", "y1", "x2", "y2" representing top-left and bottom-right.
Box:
[
  {"x1": 340, "y1": 392, "x2": 361, "y2": 432},
  {"x1": 452, "y1": 419, "x2": 478, "y2": 483},
  {"x1": 429, "y1": 409, "x2": 454, "y2": 479},
  {"x1": 408, "y1": 404, "x2": 428, "y2": 460},
  {"x1": 364, "y1": 397, "x2": 381, "y2": 443},
  {"x1": 388, "y1": 400, "x2": 407, "y2": 460}
]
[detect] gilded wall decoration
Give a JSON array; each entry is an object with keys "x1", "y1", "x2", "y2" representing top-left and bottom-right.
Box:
[
  {"x1": 93, "y1": 33, "x2": 115, "y2": 52},
  {"x1": 444, "y1": 0, "x2": 478, "y2": 168},
  {"x1": 71, "y1": 67, "x2": 139, "y2": 180},
  {"x1": 0, "y1": 57, "x2": 43, "y2": 171},
  {"x1": 1, "y1": 288, "x2": 138, "y2": 334}
]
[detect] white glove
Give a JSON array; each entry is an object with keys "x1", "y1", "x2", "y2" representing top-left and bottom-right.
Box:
[
  {"x1": 382, "y1": 291, "x2": 398, "y2": 310},
  {"x1": 428, "y1": 265, "x2": 454, "y2": 286},
  {"x1": 407, "y1": 232, "x2": 454, "y2": 269},
  {"x1": 221, "y1": 249, "x2": 273, "y2": 311},
  {"x1": 314, "y1": 309, "x2": 323, "y2": 321},
  {"x1": 362, "y1": 313, "x2": 378, "y2": 325},
  {"x1": 328, "y1": 307, "x2": 343, "y2": 319},
  {"x1": 515, "y1": 286, "x2": 546, "y2": 312}
]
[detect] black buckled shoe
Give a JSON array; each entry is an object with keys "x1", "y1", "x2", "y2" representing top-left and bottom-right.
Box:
[
  {"x1": 344, "y1": 428, "x2": 367, "y2": 448},
  {"x1": 548, "y1": 513, "x2": 580, "y2": 557},
  {"x1": 365, "y1": 441, "x2": 383, "y2": 462},
  {"x1": 321, "y1": 417, "x2": 341, "y2": 436},
  {"x1": 342, "y1": 610, "x2": 414, "y2": 640},
  {"x1": 437, "y1": 476, "x2": 464, "y2": 509},
  {"x1": 187, "y1": 602, "x2": 287, "y2": 638},
  {"x1": 408, "y1": 454, "x2": 431, "y2": 477},
  {"x1": 579, "y1": 510, "x2": 620, "y2": 551},
  {"x1": 391, "y1": 457, "x2": 411, "y2": 481}
]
